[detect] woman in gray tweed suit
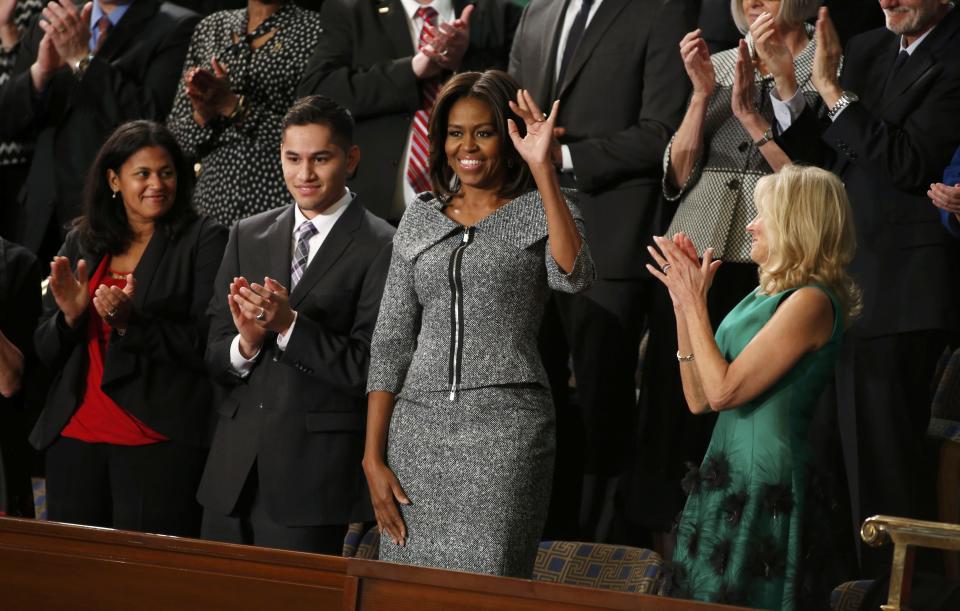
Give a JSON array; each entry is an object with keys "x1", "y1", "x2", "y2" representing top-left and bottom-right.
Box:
[
  {"x1": 628, "y1": 0, "x2": 827, "y2": 544},
  {"x1": 363, "y1": 70, "x2": 594, "y2": 578}
]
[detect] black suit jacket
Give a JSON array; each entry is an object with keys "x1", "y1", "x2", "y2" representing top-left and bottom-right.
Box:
[
  {"x1": 198, "y1": 199, "x2": 394, "y2": 526},
  {"x1": 30, "y1": 216, "x2": 228, "y2": 450},
  {"x1": 776, "y1": 8, "x2": 960, "y2": 337},
  {"x1": 0, "y1": 1, "x2": 198, "y2": 253},
  {"x1": 296, "y1": 0, "x2": 522, "y2": 221},
  {"x1": 509, "y1": 0, "x2": 691, "y2": 278}
]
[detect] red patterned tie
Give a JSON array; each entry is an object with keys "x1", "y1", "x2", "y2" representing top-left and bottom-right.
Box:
[
  {"x1": 406, "y1": 6, "x2": 440, "y2": 195},
  {"x1": 93, "y1": 16, "x2": 111, "y2": 54}
]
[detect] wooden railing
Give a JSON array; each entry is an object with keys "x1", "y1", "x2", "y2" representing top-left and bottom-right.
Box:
[{"x1": 0, "y1": 517, "x2": 744, "y2": 610}]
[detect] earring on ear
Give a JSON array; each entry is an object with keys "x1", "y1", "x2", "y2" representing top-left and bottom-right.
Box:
[{"x1": 111, "y1": 190, "x2": 119, "y2": 200}]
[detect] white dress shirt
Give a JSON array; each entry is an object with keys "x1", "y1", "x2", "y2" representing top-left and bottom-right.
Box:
[
  {"x1": 395, "y1": 0, "x2": 456, "y2": 212},
  {"x1": 555, "y1": 0, "x2": 605, "y2": 173},
  {"x1": 771, "y1": 14, "x2": 944, "y2": 131},
  {"x1": 229, "y1": 190, "x2": 354, "y2": 376}
]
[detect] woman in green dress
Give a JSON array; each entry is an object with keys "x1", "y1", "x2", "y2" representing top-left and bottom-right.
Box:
[{"x1": 647, "y1": 164, "x2": 861, "y2": 609}]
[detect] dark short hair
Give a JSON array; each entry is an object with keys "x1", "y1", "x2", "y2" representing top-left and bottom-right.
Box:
[
  {"x1": 75, "y1": 120, "x2": 196, "y2": 255},
  {"x1": 428, "y1": 70, "x2": 533, "y2": 200},
  {"x1": 282, "y1": 95, "x2": 354, "y2": 151}
]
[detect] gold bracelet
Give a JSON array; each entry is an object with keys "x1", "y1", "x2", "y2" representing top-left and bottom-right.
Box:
[
  {"x1": 226, "y1": 94, "x2": 246, "y2": 123},
  {"x1": 676, "y1": 350, "x2": 695, "y2": 362}
]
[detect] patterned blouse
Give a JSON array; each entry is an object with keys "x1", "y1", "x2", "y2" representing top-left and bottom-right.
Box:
[
  {"x1": 0, "y1": 0, "x2": 43, "y2": 167},
  {"x1": 167, "y1": 4, "x2": 321, "y2": 225},
  {"x1": 664, "y1": 25, "x2": 824, "y2": 262}
]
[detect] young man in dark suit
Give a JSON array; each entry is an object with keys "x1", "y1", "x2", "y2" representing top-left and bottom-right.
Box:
[
  {"x1": 296, "y1": 0, "x2": 521, "y2": 223},
  {"x1": 199, "y1": 96, "x2": 395, "y2": 554},
  {"x1": 0, "y1": 0, "x2": 198, "y2": 263},
  {"x1": 508, "y1": 0, "x2": 691, "y2": 539},
  {"x1": 771, "y1": 1, "x2": 960, "y2": 575}
]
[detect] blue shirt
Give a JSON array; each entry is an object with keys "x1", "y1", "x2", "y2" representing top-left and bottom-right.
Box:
[{"x1": 89, "y1": 1, "x2": 133, "y2": 52}]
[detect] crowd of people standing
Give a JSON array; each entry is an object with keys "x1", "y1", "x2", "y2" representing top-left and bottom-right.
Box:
[{"x1": 0, "y1": 0, "x2": 959, "y2": 609}]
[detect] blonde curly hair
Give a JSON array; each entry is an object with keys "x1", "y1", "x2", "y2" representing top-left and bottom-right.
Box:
[{"x1": 753, "y1": 164, "x2": 862, "y2": 324}]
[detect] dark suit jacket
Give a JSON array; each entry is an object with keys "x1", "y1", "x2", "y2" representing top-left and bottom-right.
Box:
[
  {"x1": 942, "y1": 146, "x2": 960, "y2": 238},
  {"x1": 296, "y1": 0, "x2": 522, "y2": 221},
  {"x1": 0, "y1": 1, "x2": 198, "y2": 253},
  {"x1": 198, "y1": 199, "x2": 394, "y2": 526},
  {"x1": 776, "y1": 8, "x2": 960, "y2": 337},
  {"x1": 30, "y1": 216, "x2": 228, "y2": 450},
  {"x1": 509, "y1": 0, "x2": 691, "y2": 278}
]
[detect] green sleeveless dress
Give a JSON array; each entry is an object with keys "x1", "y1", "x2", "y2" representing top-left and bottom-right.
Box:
[{"x1": 670, "y1": 285, "x2": 842, "y2": 610}]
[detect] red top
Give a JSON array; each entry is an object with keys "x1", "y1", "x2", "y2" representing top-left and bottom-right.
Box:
[{"x1": 60, "y1": 257, "x2": 167, "y2": 445}]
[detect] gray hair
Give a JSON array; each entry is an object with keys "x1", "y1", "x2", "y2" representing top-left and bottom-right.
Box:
[{"x1": 730, "y1": 0, "x2": 821, "y2": 34}]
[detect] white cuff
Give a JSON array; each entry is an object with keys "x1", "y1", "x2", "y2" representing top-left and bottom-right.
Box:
[
  {"x1": 275, "y1": 311, "x2": 298, "y2": 351},
  {"x1": 229, "y1": 334, "x2": 258, "y2": 377},
  {"x1": 560, "y1": 145, "x2": 574, "y2": 173},
  {"x1": 770, "y1": 88, "x2": 806, "y2": 133}
]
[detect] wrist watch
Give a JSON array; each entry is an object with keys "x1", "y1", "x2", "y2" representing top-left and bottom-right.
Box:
[
  {"x1": 753, "y1": 128, "x2": 774, "y2": 148},
  {"x1": 827, "y1": 90, "x2": 859, "y2": 120},
  {"x1": 71, "y1": 54, "x2": 94, "y2": 79}
]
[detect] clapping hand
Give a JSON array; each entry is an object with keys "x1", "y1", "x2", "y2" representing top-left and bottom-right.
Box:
[
  {"x1": 508, "y1": 89, "x2": 560, "y2": 169},
  {"x1": 185, "y1": 58, "x2": 238, "y2": 127},
  {"x1": 48, "y1": 256, "x2": 90, "y2": 328},
  {"x1": 38, "y1": 1, "x2": 92, "y2": 67},
  {"x1": 749, "y1": 11, "x2": 797, "y2": 99},
  {"x1": 929, "y1": 182, "x2": 960, "y2": 220},
  {"x1": 646, "y1": 234, "x2": 722, "y2": 312},
  {"x1": 679, "y1": 29, "x2": 715, "y2": 99},
  {"x1": 422, "y1": 4, "x2": 473, "y2": 71},
  {"x1": 92, "y1": 274, "x2": 136, "y2": 330},
  {"x1": 811, "y1": 7, "x2": 843, "y2": 107},
  {"x1": 731, "y1": 40, "x2": 760, "y2": 125},
  {"x1": 227, "y1": 276, "x2": 268, "y2": 358}
]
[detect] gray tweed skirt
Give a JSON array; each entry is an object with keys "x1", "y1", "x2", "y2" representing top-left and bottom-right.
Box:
[{"x1": 380, "y1": 384, "x2": 555, "y2": 578}]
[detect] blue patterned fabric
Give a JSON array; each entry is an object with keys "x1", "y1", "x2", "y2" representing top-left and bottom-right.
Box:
[
  {"x1": 531, "y1": 541, "x2": 665, "y2": 593},
  {"x1": 830, "y1": 579, "x2": 874, "y2": 611}
]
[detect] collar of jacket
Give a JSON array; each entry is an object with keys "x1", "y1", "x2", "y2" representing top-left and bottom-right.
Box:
[{"x1": 394, "y1": 188, "x2": 582, "y2": 260}]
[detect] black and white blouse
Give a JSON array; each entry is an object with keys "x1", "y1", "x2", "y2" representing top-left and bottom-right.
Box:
[
  {"x1": 167, "y1": 4, "x2": 321, "y2": 225},
  {"x1": 0, "y1": 0, "x2": 43, "y2": 167}
]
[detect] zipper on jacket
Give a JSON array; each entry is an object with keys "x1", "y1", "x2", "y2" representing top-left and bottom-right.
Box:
[{"x1": 447, "y1": 226, "x2": 474, "y2": 401}]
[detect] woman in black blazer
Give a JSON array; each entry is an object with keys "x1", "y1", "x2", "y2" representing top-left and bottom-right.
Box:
[{"x1": 32, "y1": 121, "x2": 227, "y2": 536}]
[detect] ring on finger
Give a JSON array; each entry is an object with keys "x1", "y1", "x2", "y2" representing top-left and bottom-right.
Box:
[
  {"x1": 662, "y1": 264, "x2": 672, "y2": 273},
  {"x1": 107, "y1": 309, "x2": 118, "y2": 320},
  {"x1": 256, "y1": 307, "x2": 266, "y2": 322}
]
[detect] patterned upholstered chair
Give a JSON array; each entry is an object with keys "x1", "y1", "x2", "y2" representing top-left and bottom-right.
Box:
[
  {"x1": 532, "y1": 541, "x2": 665, "y2": 593},
  {"x1": 342, "y1": 522, "x2": 366, "y2": 557},
  {"x1": 31, "y1": 477, "x2": 47, "y2": 521},
  {"x1": 830, "y1": 579, "x2": 874, "y2": 611},
  {"x1": 354, "y1": 525, "x2": 381, "y2": 560}
]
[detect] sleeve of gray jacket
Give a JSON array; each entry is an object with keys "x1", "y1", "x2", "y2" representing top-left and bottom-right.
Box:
[
  {"x1": 366, "y1": 249, "x2": 422, "y2": 394},
  {"x1": 545, "y1": 198, "x2": 595, "y2": 293}
]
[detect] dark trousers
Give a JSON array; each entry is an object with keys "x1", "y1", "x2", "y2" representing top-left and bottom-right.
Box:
[
  {"x1": 46, "y1": 436, "x2": 206, "y2": 537},
  {"x1": 201, "y1": 463, "x2": 348, "y2": 555},
  {"x1": 836, "y1": 330, "x2": 946, "y2": 576},
  {"x1": 0, "y1": 163, "x2": 28, "y2": 243}
]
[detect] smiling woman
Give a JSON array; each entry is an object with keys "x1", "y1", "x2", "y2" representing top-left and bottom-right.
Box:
[
  {"x1": 363, "y1": 70, "x2": 595, "y2": 578},
  {"x1": 31, "y1": 121, "x2": 227, "y2": 538}
]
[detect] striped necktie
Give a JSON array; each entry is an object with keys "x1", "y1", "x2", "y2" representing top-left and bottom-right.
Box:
[
  {"x1": 406, "y1": 6, "x2": 440, "y2": 195},
  {"x1": 291, "y1": 220, "x2": 318, "y2": 291},
  {"x1": 93, "y1": 16, "x2": 111, "y2": 54}
]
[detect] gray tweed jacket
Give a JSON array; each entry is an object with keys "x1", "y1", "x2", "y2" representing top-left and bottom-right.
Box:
[{"x1": 367, "y1": 190, "x2": 595, "y2": 399}]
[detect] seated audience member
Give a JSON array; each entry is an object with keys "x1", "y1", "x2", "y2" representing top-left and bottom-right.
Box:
[
  {"x1": 364, "y1": 71, "x2": 594, "y2": 578},
  {"x1": 198, "y1": 96, "x2": 394, "y2": 554},
  {"x1": 929, "y1": 145, "x2": 960, "y2": 237},
  {"x1": 167, "y1": 0, "x2": 322, "y2": 226},
  {"x1": 296, "y1": 0, "x2": 521, "y2": 222},
  {"x1": 0, "y1": 235, "x2": 40, "y2": 516},
  {"x1": 0, "y1": 0, "x2": 42, "y2": 241},
  {"x1": 31, "y1": 121, "x2": 227, "y2": 536},
  {"x1": 0, "y1": 0, "x2": 198, "y2": 262},
  {"x1": 652, "y1": 164, "x2": 860, "y2": 609},
  {"x1": 631, "y1": 0, "x2": 822, "y2": 547},
  {"x1": 771, "y1": 3, "x2": 960, "y2": 575}
]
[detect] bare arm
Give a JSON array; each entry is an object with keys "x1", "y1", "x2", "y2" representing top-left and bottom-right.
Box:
[{"x1": 649, "y1": 235, "x2": 834, "y2": 412}]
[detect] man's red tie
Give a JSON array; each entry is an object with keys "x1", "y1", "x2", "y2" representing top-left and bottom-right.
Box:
[
  {"x1": 406, "y1": 6, "x2": 440, "y2": 195},
  {"x1": 92, "y1": 16, "x2": 111, "y2": 55}
]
